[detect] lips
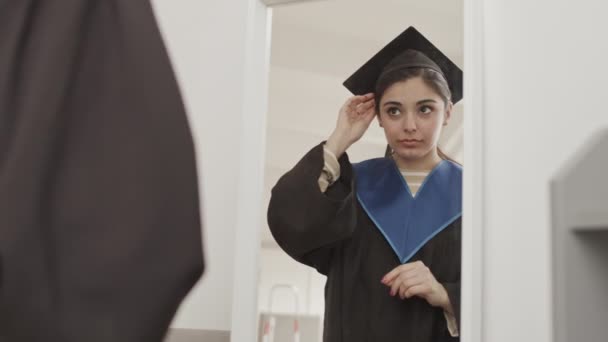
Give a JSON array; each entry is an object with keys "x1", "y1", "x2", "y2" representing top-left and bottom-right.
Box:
[{"x1": 397, "y1": 139, "x2": 422, "y2": 147}]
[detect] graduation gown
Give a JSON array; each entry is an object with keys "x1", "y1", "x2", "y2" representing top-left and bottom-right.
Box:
[
  {"x1": 268, "y1": 143, "x2": 461, "y2": 342},
  {"x1": 0, "y1": 1, "x2": 203, "y2": 341}
]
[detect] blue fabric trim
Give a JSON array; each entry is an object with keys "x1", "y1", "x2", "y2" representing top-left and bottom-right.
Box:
[
  {"x1": 399, "y1": 212, "x2": 462, "y2": 263},
  {"x1": 356, "y1": 192, "x2": 403, "y2": 260},
  {"x1": 411, "y1": 159, "x2": 446, "y2": 197},
  {"x1": 392, "y1": 161, "x2": 414, "y2": 197},
  {"x1": 391, "y1": 159, "x2": 447, "y2": 199},
  {"x1": 353, "y1": 158, "x2": 462, "y2": 263}
]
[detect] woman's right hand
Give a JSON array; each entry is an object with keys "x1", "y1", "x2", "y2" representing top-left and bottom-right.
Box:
[{"x1": 325, "y1": 93, "x2": 376, "y2": 157}]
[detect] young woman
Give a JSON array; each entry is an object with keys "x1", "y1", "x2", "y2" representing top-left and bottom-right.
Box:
[{"x1": 268, "y1": 27, "x2": 463, "y2": 342}]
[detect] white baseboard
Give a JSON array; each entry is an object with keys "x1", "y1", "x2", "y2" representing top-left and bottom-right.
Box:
[{"x1": 165, "y1": 329, "x2": 230, "y2": 342}]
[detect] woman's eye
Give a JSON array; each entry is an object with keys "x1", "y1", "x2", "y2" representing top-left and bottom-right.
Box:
[
  {"x1": 387, "y1": 107, "x2": 401, "y2": 116},
  {"x1": 419, "y1": 105, "x2": 433, "y2": 114}
]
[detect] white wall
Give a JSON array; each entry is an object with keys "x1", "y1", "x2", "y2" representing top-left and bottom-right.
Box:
[
  {"x1": 150, "y1": 0, "x2": 252, "y2": 331},
  {"x1": 482, "y1": 1, "x2": 608, "y2": 341},
  {"x1": 257, "y1": 248, "x2": 326, "y2": 317}
]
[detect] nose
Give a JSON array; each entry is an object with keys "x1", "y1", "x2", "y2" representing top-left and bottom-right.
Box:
[{"x1": 402, "y1": 113, "x2": 417, "y2": 132}]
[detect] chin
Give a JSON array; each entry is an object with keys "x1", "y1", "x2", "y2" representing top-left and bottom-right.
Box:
[{"x1": 393, "y1": 148, "x2": 425, "y2": 161}]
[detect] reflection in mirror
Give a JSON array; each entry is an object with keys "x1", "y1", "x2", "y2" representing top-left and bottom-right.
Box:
[{"x1": 259, "y1": 1, "x2": 463, "y2": 341}]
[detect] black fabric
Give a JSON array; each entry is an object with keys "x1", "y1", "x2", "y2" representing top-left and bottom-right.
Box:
[
  {"x1": 342, "y1": 26, "x2": 463, "y2": 104},
  {"x1": 268, "y1": 143, "x2": 461, "y2": 342},
  {"x1": 0, "y1": 1, "x2": 204, "y2": 341}
]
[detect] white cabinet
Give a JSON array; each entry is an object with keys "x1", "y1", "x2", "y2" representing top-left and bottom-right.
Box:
[{"x1": 552, "y1": 128, "x2": 608, "y2": 342}]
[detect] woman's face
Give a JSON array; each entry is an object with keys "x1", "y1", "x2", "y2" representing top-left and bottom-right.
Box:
[{"x1": 377, "y1": 77, "x2": 452, "y2": 163}]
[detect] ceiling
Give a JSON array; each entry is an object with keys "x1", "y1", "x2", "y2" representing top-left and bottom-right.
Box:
[{"x1": 261, "y1": 0, "x2": 464, "y2": 247}]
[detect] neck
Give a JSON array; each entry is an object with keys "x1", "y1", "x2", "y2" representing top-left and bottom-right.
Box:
[{"x1": 393, "y1": 149, "x2": 443, "y2": 171}]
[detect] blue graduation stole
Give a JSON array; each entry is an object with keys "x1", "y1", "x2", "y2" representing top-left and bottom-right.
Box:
[{"x1": 353, "y1": 158, "x2": 462, "y2": 263}]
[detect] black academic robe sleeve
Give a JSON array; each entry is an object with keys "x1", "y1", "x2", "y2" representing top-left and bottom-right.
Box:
[
  {"x1": 0, "y1": 1, "x2": 203, "y2": 341},
  {"x1": 268, "y1": 143, "x2": 356, "y2": 275},
  {"x1": 444, "y1": 281, "x2": 461, "y2": 330}
]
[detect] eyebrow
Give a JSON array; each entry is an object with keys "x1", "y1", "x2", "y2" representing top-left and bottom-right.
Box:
[
  {"x1": 382, "y1": 101, "x2": 402, "y2": 107},
  {"x1": 382, "y1": 99, "x2": 438, "y2": 107}
]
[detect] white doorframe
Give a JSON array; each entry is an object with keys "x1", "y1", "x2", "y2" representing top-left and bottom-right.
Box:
[
  {"x1": 231, "y1": 0, "x2": 486, "y2": 340},
  {"x1": 230, "y1": 1, "x2": 273, "y2": 341},
  {"x1": 462, "y1": 0, "x2": 486, "y2": 340}
]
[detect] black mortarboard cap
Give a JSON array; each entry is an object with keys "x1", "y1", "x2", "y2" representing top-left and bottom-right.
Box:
[{"x1": 343, "y1": 26, "x2": 463, "y2": 104}]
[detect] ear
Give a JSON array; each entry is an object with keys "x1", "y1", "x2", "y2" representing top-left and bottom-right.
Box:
[
  {"x1": 443, "y1": 101, "x2": 453, "y2": 126},
  {"x1": 377, "y1": 112, "x2": 383, "y2": 128}
]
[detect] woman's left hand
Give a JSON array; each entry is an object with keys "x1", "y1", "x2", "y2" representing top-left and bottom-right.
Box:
[{"x1": 381, "y1": 261, "x2": 453, "y2": 313}]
